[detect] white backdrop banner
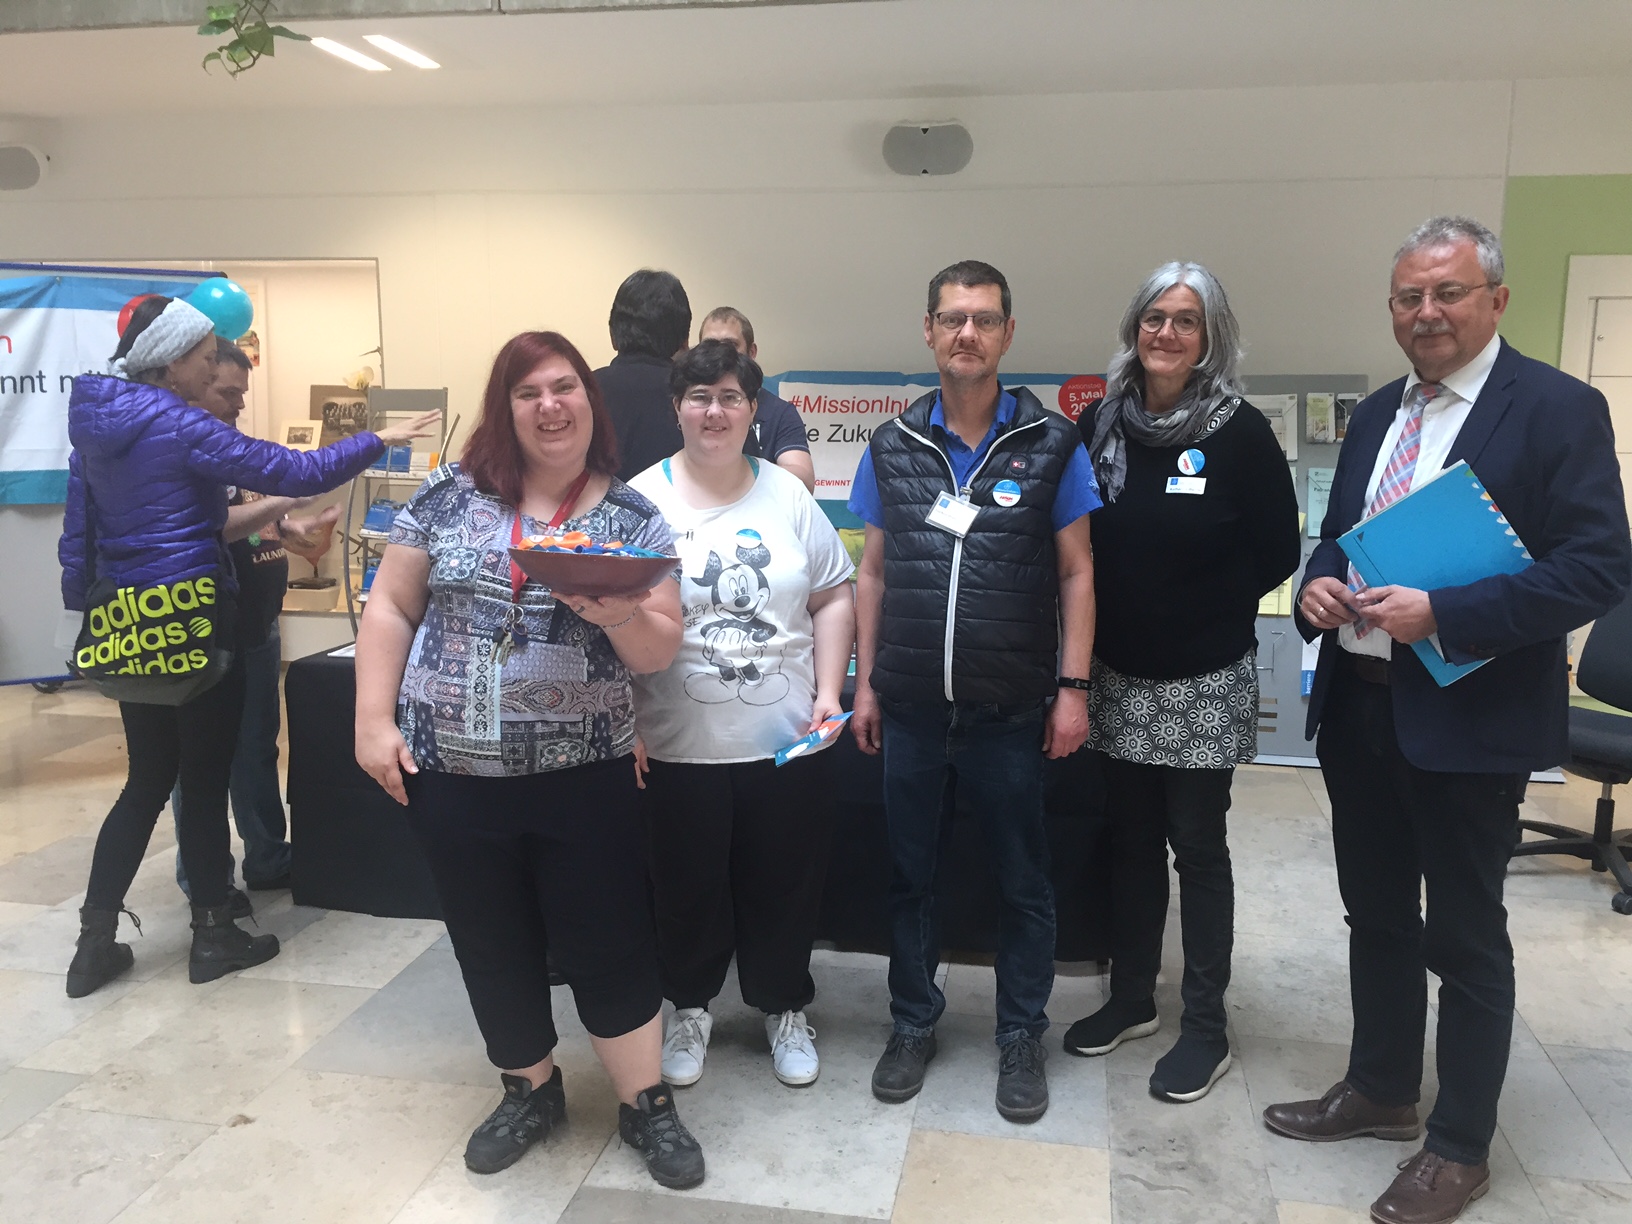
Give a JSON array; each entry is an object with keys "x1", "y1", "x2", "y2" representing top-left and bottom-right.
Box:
[
  {"x1": 768, "y1": 370, "x2": 1108, "y2": 521},
  {"x1": 0, "y1": 272, "x2": 205, "y2": 505}
]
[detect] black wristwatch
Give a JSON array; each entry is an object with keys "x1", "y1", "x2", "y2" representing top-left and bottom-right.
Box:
[{"x1": 1057, "y1": 676, "x2": 1091, "y2": 691}]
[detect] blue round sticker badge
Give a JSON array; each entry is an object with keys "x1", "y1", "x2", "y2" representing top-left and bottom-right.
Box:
[
  {"x1": 992, "y1": 479, "x2": 1022, "y2": 507},
  {"x1": 1178, "y1": 449, "x2": 1206, "y2": 476}
]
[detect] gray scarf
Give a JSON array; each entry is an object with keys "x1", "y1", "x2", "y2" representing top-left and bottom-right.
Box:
[{"x1": 1088, "y1": 383, "x2": 1241, "y2": 503}]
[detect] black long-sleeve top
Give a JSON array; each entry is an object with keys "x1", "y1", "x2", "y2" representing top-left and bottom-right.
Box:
[{"x1": 1079, "y1": 400, "x2": 1302, "y2": 681}]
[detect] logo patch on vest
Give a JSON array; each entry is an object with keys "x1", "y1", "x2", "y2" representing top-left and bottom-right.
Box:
[
  {"x1": 992, "y1": 479, "x2": 1023, "y2": 508},
  {"x1": 1007, "y1": 456, "x2": 1030, "y2": 475}
]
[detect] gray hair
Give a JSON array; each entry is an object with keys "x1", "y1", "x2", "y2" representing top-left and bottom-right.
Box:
[
  {"x1": 1104, "y1": 261, "x2": 1244, "y2": 405},
  {"x1": 1394, "y1": 215, "x2": 1504, "y2": 285}
]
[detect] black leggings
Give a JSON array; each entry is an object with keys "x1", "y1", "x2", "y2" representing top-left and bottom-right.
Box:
[
  {"x1": 1100, "y1": 754, "x2": 1236, "y2": 1039},
  {"x1": 642, "y1": 752, "x2": 837, "y2": 1015},
  {"x1": 85, "y1": 661, "x2": 246, "y2": 913},
  {"x1": 407, "y1": 758, "x2": 662, "y2": 1070}
]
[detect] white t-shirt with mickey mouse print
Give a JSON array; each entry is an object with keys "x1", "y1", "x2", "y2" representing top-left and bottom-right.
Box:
[{"x1": 629, "y1": 458, "x2": 854, "y2": 764}]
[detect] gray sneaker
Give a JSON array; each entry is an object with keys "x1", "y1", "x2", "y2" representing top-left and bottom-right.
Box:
[
  {"x1": 465, "y1": 1068, "x2": 565, "y2": 1174},
  {"x1": 619, "y1": 1082, "x2": 705, "y2": 1189},
  {"x1": 996, "y1": 1035, "x2": 1049, "y2": 1122}
]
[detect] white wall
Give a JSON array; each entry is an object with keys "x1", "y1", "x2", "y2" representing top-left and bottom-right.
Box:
[
  {"x1": 2, "y1": 75, "x2": 1628, "y2": 432},
  {"x1": 218, "y1": 260, "x2": 380, "y2": 441}
]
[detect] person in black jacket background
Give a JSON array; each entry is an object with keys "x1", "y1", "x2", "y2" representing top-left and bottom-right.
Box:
[
  {"x1": 1068, "y1": 262, "x2": 1300, "y2": 1102},
  {"x1": 596, "y1": 269, "x2": 691, "y2": 482}
]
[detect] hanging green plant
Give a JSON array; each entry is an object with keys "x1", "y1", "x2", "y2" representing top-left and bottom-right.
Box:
[{"x1": 198, "y1": 2, "x2": 310, "y2": 77}]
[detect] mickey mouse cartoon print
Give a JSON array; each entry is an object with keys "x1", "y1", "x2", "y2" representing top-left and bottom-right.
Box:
[{"x1": 684, "y1": 528, "x2": 791, "y2": 706}]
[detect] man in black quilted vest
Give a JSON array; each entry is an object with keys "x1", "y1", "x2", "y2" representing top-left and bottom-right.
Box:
[{"x1": 848, "y1": 260, "x2": 1100, "y2": 1122}]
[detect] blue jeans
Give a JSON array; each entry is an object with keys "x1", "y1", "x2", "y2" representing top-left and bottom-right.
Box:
[
  {"x1": 879, "y1": 695, "x2": 1056, "y2": 1045},
  {"x1": 174, "y1": 628, "x2": 293, "y2": 896}
]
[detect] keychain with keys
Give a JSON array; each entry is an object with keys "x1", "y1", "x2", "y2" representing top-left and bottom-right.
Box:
[{"x1": 492, "y1": 604, "x2": 528, "y2": 667}]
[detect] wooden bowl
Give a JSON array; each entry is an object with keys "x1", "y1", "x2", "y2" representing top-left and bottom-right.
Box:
[{"x1": 507, "y1": 548, "x2": 676, "y2": 598}]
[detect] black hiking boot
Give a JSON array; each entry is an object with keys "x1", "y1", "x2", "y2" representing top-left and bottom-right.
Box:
[
  {"x1": 65, "y1": 905, "x2": 136, "y2": 998},
  {"x1": 188, "y1": 903, "x2": 279, "y2": 984}
]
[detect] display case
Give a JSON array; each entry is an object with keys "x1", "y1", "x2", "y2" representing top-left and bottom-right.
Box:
[{"x1": 342, "y1": 386, "x2": 448, "y2": 631}]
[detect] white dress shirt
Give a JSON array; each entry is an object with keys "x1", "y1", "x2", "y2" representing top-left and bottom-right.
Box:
[{"x1": 1339, "y1": 331, "x2": 1503, "y2": 657}]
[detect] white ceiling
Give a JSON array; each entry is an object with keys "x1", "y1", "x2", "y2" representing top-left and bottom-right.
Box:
[{"x1": 2, "y1": 0, "x2": 1631, "y2": 118}]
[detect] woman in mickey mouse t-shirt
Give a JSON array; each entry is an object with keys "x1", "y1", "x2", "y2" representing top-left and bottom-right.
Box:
[{"x1": 629, "y1": 340, "x2": 855, "y2": 1093}]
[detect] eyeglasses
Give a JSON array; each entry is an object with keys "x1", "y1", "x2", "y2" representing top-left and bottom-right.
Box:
[
  {"x1": 682, "y1": 389, "x2": 750, "y2": 410},
  {"x1": 1138, "y1": 310, "x2": 1203, "y2": 337},
  {"x1": 932, "y1": 311, "x2": 1008, "y2": 333},
  {"x1": 1388, "y1": 282, "x2": 1493, "y2": 313}
]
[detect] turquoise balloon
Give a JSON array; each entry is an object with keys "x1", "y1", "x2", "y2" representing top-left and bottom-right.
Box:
[{"x1": 186, "y1": 278, "x2": 254, "y2": 340}]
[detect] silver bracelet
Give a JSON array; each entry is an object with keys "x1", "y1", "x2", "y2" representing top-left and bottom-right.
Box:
[{"x1": 605, "y1": 612, "x2": 636, "y2": 630}]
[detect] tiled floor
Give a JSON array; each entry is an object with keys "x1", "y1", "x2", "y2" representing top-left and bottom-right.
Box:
[{"x1": 2, "y1": 683, "x2": 1630, "y2": 1223}]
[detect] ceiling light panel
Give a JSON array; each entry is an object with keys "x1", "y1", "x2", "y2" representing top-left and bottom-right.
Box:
[
  {"x1": 311, "y1": 37, "x2": 390, "y2": 72},
  {"x1": 362, "y1": 35, "x2": 440, "y2": 70}
]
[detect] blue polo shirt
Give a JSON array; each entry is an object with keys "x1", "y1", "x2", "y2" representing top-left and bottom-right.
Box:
[{"x1": 847, "y1": 390, "x2": 1101, "y2": 530}]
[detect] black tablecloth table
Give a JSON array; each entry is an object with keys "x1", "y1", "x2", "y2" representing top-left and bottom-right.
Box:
[{"x1": 287, "y1": 650, "x2": 1112, "y2": 961}]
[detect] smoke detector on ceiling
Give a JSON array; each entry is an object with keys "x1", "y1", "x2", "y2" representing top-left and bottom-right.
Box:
[{"x1": 882, "y1": 122, "x2": 973, "y2": 177}]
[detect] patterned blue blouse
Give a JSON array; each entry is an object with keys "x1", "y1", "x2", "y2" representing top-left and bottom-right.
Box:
[{"x1": 389, "y1": 465, "x2": 676, "y2": 777}]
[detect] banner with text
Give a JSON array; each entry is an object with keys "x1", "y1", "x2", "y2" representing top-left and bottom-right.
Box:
[
  {"x1": 769, "y1": 370, "x2": 1108, "y2": 524},
  {"x1": 0, "y1": 273, "x2": 204, "y2": 504}
]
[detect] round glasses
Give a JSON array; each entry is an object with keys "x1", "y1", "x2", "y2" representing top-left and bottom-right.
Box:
[{"x1": 1138, "y1": 310, "x2": 1202, "y2": 337}]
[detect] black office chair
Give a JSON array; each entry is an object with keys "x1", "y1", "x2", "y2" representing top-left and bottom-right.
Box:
[{"x1": 1512, "y1": 590, "x2": 1632, "y2": 914}]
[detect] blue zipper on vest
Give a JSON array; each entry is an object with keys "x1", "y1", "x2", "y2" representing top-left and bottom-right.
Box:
[{"x1": 895, "y1": 415, "x2": 1046, "y2": 702}]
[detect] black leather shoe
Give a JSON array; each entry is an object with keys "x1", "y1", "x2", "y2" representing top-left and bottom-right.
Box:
[
  {"x1": 871, "y1": 1031, "x2": 937, "y2": 1103},
  {"x1": 1264, "y1": 1080, "x2": 1422, "y2": 1143},
  {"x1": 995, "y1": 1035, "x2": 1049, "y2": 1122}
]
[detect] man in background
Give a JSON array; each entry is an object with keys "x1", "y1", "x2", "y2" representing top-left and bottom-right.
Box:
[
  {"x1": 698, "y1": 306, "x2": 816, "y2": 492},
  {"x1": 173, "y1": 338, "x2": 337, "y2": 908},
  {"x1": 598, "y1": 269, "x2": 691, "y2": 482}
]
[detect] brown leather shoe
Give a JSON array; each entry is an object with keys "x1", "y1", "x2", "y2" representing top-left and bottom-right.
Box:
[
  {"x1": 1370, "y1": 1149, "x2": 1489, "y2": 1223},
  {"x1": 1263, "y1": 1080, "x2": 1422, "y2": 1143}
]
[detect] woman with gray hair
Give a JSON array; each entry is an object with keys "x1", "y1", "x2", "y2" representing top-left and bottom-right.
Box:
[{"x1": 1065, "y1": 262, "x2": 1299, "y2": 1101}]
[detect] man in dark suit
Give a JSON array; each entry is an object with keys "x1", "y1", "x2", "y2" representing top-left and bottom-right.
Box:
[{"x1": 1263, "y1": 216, "x2": 1630, "y2": 1224}]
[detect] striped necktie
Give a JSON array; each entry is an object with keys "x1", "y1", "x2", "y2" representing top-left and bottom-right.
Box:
[{"x1": 1349, "y1": 381, "x2": 1441, "y2": 636}]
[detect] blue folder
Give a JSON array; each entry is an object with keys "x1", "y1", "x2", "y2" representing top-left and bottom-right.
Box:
[{"x1": 1338, "y1": 461, "x2": 1533, "y2": 686}]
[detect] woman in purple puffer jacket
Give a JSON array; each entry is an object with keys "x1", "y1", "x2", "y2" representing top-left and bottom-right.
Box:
[{"x1": 58, "y1": 295, "x2": 434, "y2": 997}]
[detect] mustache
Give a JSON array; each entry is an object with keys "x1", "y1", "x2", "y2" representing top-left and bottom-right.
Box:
[{"x1": 1412, "y1": 320, "x2": 1453, "y2": 337}]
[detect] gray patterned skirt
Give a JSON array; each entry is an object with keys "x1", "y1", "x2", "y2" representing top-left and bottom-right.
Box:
[{"x1": 1086, "y1": 651, "x2": 1258, "y2": 769}]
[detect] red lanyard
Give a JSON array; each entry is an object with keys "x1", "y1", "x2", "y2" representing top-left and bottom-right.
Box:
[{"x1": 508, "y1": 470, "x2": 592, "y2": 603}]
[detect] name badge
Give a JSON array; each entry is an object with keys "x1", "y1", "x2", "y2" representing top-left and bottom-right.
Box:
[
  {"x1": 925, "y1": 491, "x2": 979, "y2": 537},
  {"x1": 1166, "y1": 476, "x2": 1206, "y2": 495}
]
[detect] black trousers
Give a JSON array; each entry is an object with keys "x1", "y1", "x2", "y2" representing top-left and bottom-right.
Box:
[
  {"x1": 1100, "y1": 754, "x2": 1236, "y2": 1039},
  {"x1": 1318, "y1": 657, "x2": 1525, "y2": 1166},
  {"x1": 641, "y1": 752, "x2": 837, "y2": 1015},
  {"x1": 85, "y1": 660, "x2": 246, "y2": 913},
  {"x1": 407, "y1": 758, "x2": 662, "y2": 1070}
]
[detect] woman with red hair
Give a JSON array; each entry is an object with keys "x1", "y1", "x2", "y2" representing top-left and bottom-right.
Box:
[{"x1": 354, "y1": 331, "x2": 703, "y2": 1189}]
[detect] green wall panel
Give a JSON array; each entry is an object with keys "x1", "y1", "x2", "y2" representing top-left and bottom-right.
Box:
[{"x1": 1500, "y1": 175, "x2": 1632, "y2": 366}]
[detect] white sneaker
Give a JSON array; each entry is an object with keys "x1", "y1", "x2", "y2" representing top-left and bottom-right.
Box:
[
  {"x1": 766, "y1": 1010, "x2": 819, "y2": 1086},
  {"x1": 661, "y1": 1007, "x2": 713, "y2": 1087}
]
